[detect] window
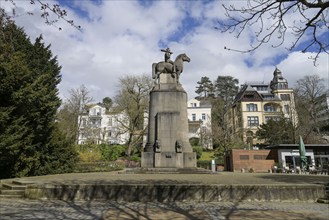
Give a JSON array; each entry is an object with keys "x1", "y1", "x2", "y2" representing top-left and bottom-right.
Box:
[
  {"x1": 247, "y1": 116, "x2": 259, "y2": 127},
  {"x1": 202, "y1": 113, "x2": 206, "y2": 120},
  {"x1": 264, "y1": 104, "x2": 277, "y2": 112},
  {"x1": 254, "y1": 155, "x2": 267, "y2": 160},
  {"x1": 240, "y1": 155, "x2": 249, "y2": 160},
  {"x1": 192, "y1": 114, "x2": 196, "y2": 121},
  {"x1": 284, "y1": 105, "x2": 290, "y2": 114},
  {"x1": 244, "y1": 94, "x2": 254, "y2": 99},
  {"x1": 255, "y1": 86, "x2": 267, "y2": 91},
  {"x1": 280, "y1": 94, "x2": 291, "y2": 101},
  {"x1": 108, "y1": 118, "x2": 113, "y2": 126},
  {"x1": 247, "y1": 103, "x2": 258, "y2": 111},
  {"x1": 265, "y1": 116, "x2": 281, "y2": 123},
  {"x1": 91, "y1": 119, "x2": 101, "y2": 127}
]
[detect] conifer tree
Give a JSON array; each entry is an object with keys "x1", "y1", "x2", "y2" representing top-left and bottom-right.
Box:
[
  {"x1": 0, "y1": 10, "x2": 77, "y2": 178},
  {"x1": 195, "y1": 76, "x2": 214, "y2": 99}
]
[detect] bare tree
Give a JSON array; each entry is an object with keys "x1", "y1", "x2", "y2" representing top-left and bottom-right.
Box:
[
  {"x1": 4, "y1": 0, "x2": 80, "y2": 30},
  {"x1": 295, "y1": 74, "x2": 326, "y2": 140},
  {"x1": 220, "y1": 0, "x2": 329, "y2": 64},
  {"x1": 57, "y1": 85, "x2": 93, "y2": 144},
  {"x1": 114, "y1": 74, "x2": 153, "y2": 156}
]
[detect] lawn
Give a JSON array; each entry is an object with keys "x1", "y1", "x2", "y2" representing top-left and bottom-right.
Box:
[{"x1": 199, "y1": 151, "x2": 215, "y2": 161}]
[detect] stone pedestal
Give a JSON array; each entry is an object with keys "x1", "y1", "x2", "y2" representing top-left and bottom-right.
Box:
[{"x1": 141, "y1": 73, "x2": 196, "y2": 168}]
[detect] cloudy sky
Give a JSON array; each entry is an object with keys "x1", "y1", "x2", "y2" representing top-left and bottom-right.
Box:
[{"x1": 2, "y1": 0, "x2": 328, "y2": 102}]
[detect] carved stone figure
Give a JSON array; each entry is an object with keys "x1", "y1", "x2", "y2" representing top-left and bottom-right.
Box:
[
  {"x1": 154, "y1": 140, "x2": 161, "y2": 152},
  {"x1": 160, "y1": 48, "x2": 175, "y2": 74},
  {"x1": 152, "y1": 52, "x2": 190, "y2": 84},
  {"x1": 175, "y1": 140, "x2": 182, "y2": 153}
]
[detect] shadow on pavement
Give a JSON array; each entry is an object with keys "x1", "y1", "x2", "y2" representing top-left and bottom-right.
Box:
[{"x1": 257, "y1": 174, "x2": 329, "y2": 185}]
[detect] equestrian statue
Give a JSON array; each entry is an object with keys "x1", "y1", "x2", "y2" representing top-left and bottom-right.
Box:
[{"x1": 152, "y1": 48, "x2": 190, "y2": 84}]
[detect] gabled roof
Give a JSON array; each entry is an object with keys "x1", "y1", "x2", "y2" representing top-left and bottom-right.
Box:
[{"x1": 233, "y1": 84, "x2": 263, "y2": 104}]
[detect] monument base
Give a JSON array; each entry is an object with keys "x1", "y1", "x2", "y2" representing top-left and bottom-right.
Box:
[{"x1": 141, "y1": 152, "x2": 196, "y2": 168}]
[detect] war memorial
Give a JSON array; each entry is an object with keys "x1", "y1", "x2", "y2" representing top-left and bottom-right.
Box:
[
  {"x1": 141, "y1": 49, "x2": 197, "y2": 169},
  {"x1": 1, "y1": 49, "x2": 328, "y2": 219}
]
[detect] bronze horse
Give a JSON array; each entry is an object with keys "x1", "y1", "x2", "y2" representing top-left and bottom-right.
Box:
[{"x1": 152, "y1": 53, "x2": 190, "y2": 84}]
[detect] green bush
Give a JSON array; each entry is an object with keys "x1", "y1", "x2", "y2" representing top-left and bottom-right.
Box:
[
  {"x1": 197, "y1": 160, "x2": 211, "y2": 169},
  {"x1": 192, "y1": 146, "x2": 203, "y2": 159},
  {"x1": 76, "y1": 144, "x2": 102, "y2": 162},
  {"x1": 128, "y1": 154, "x2": 141, "y2": 162},
  {"x1": 100, "y1": 144, "x2": 126, "y2": 161},
  {"x1": 189, "y1": 137, "x2": 200, "y2": 146}
]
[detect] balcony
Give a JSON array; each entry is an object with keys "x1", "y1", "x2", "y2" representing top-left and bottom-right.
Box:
[{"x1": 89, "y1": 112, "x2": 102, "y2": 118}]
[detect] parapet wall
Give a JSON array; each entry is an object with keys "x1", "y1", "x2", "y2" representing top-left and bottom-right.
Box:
[{"x1": 25, "y1": 184, "x2": 325, "y2": 202}]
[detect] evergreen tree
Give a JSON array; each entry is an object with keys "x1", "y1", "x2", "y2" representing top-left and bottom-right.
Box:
[
  {"x1": 256, "y1": 118, "x2": 295, "y2": 145},
  {"x1": 0, "y1": 11, "x2": 77, "y2": 178},
  {"x1": 214, "y1": 76, "x2": 239, "y2": 105},
  {"x1": 211, "y1": 75, "x2": 239, "y2": 150},
  {"x1": 102, "y1": 97, "x2": 113, "y2": 110},
  {"x1": 195, "y1": 76, "x2": 214, "y2": 99}
]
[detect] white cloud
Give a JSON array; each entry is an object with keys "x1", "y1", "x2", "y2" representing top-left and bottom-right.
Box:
[
  {"x1": 2, "y1": 0, "x2": 328, "y2": 102},
  {"x1": 278, "y1": 52, "x2": 329, "y2": 88}
]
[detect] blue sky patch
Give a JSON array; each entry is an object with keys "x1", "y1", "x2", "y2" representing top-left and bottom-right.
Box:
[
  {"x1": 57, "y1": 0, "x2": 102, "y2": 20},
  {"x1": 167, "y1": 15, "x2": 201, "y2": 43},
  {"x1": 137, "y1": 0, "x2": 154, "y2": 8}
]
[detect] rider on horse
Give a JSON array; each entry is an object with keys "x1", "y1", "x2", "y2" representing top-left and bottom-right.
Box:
[{"x1": 160, "y1": 48, "x2": 176, "y2": 76}]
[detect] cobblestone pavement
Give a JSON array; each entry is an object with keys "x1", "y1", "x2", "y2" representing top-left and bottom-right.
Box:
[{"x1": 1, "y1": 198, "x2": 328, "y2": 220}]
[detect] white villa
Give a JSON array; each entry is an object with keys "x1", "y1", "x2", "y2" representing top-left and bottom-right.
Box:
[
  {"x1": 187, "y1": 98, "x2": 213, "y2": 149},
  {"x1": 77, "y1": 104, "x2": 129, "y2": 145}
]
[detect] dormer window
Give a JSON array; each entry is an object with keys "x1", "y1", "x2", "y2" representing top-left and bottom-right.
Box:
[{"x1": 244, "y1": 94, "x2": 254, "y2": 99}]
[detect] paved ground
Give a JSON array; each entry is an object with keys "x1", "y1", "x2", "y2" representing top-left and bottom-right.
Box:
[
  {"x1": 1, "y1": 199, "x2": 328, "y2": 220},
  {"x1": 1, "y1": 171, "x2": 329, "y2": 186}
]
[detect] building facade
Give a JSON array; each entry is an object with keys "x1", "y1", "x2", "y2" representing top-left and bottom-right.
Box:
[
  {"x1": 226, "y1": 68, "x2": 298, "y2": 147},
  {"x1": 224, "y1": 145, "x2": 329, "y2": 173},
  {"x1": 187, "y1": 98, "x2": 212, "y2": 149},
  {"x1": 77, "y1": 104, "x2": 129, "y2": 145},
  {"x1": 266, "y1": 144, "x2": 329, "y2": 173},
  {"x1": 224, "y1": 149, "x2": 275, "y2": 172}
]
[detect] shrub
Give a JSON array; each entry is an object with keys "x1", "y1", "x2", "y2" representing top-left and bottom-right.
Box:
[
  {"x1": 197, "y1": 160, "x2": 211, "y2": 169},
  {"x1": 192, "y1": 146, "x2": 203, "y2": 159},
  {"x1": 128, "y1": 154, "x2": 141, "y2": 162},
  {"x1": 76, "y1": 144, "x2": 102, "y2": 162},
  {"x1": 189, "y1": 137, "x2": 200, "y2": 146},
  {"x1": 100, "y1": 144, "x2": 126, "y2": 161},
  {"x1": 78, "y1": 150, "x2": 102, "y2": 162}
]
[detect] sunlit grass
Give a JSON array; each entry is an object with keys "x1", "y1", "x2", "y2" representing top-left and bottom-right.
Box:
[{"x1": 199, "y1": 151, "x2": 215, "y2": 161}]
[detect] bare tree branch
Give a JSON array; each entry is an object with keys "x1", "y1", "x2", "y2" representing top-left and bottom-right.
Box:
[
  {"x1": 219, "y1": 0, "x2": 329, "y2": 65},
  {"x1": 5, "y1": 0, "x2": 81, "y2": 30}
]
